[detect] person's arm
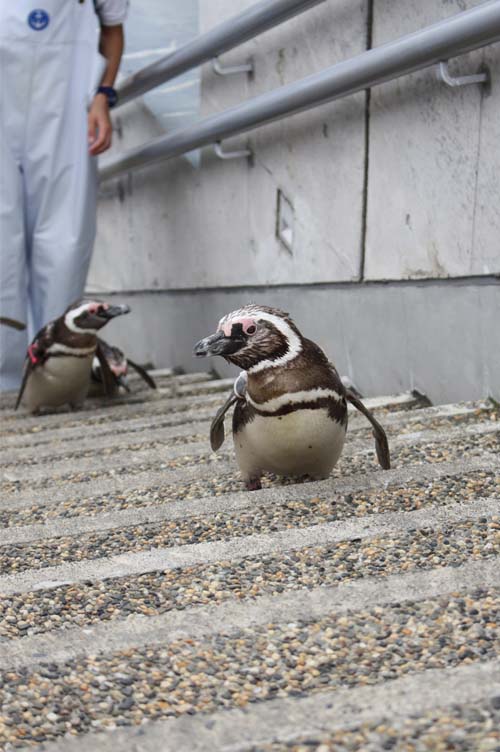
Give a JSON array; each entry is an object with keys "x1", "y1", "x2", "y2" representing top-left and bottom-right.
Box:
[{"x1": 88, "y1": 25, "x2": 124, "y2": 156}]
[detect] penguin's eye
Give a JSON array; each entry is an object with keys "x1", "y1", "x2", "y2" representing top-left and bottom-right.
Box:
[{"x1": 246, "y1": 325, "x2": 256, "y2": 335}]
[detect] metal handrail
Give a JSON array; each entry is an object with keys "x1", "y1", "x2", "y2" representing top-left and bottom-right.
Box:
[
  {"x1": 116, "y1": 0, "x2": 326, "y2": 107},
  {"x1": 101, "y1": 0, "x2": 500, "y2": 181}
]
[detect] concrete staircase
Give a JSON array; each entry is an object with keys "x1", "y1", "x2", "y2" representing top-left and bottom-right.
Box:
[{"x1": 0, "y1": 372, "x2": 499, "y2": 751}]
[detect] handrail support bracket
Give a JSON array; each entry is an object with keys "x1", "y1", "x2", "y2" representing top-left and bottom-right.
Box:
[
  {"x1": 212, "y1": 56, "x2": 254, "y2": 77},
  {"x1": 437, "y1": 60, "x2": 490, "y2": 88},
  {"x1": 213, "y1": 140, "x2": 254, "y2": 165}
]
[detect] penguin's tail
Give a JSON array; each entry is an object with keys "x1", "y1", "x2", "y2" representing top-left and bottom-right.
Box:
[{"x1": 345, "y1": 389, "x2": 391, "y2": 470}]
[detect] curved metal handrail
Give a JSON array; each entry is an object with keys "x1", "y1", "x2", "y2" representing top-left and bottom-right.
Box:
[{"x1": 116, "y1": 0, "x2": 326, "y2": 107}]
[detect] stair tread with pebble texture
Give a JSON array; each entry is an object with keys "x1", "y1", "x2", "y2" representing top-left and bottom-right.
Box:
[{"x1": 0, "y1": 376, "x2": 498, "y2": 751}]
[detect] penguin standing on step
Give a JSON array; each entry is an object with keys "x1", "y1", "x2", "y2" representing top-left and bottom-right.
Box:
[
  {"x1": 89, "y1": 337, "x2": 157, "y2": 397},
  {"x1": 194, "y1": 304, "x2": 390, "y2": 490},
  {"x1": 15, "y1": 300, "x2": 130, "y2": 414}
]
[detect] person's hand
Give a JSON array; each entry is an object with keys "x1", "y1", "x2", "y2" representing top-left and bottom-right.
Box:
[{"x1": 88, "y1": 94, "x2": 113, "y2": 155}]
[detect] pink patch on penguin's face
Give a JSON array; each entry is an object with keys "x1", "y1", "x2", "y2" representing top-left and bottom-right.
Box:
[
  {"x1": 220, "y1": 317, "x2": 257, "y2": 337},
  {"x1": 87, "y1": 302, "x2": 108, "y2": 315},
  {"x1": 110, "y1": 362, "x2": 127, "y2": 378}
]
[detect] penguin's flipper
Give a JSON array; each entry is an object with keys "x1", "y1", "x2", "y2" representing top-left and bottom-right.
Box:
[
  {"x1": 15, "y1": 359, "x2": 33, "y2": 411},
  {"x1": 15, "y1": 327, "x2": 51, "y2": 410},
  {"x1": 0, "y1": 317, "x2": 26, "y2": 331},
  {"x1": 210, "y1": 393, "x2": 238, "y2": 452},
  {"x1": 95, "y1": 341, "x2": 116, "y2": 398},
  {"x1": 346, "y1": 389, "x2": 391, "y2": 470},
  {"x1": 126, "y1": 359, "x2": 157, "y2": 390}
]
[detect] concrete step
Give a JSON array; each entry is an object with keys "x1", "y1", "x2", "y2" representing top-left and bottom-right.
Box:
[
  {"x1": 0, "y1": 370, "x2": 214, "y2": 411},
  {"x1": 1, "y1": 490, "x2": 498, "y2": 594},
  {"x1": 26, "y1": 659, "x2": 500, "y2": 752},
  {"x1": 2, "y1": 453, "x2": 498, "y2": 533},
  {"x1": 0, "y1": 376, "x2": 499, "y2": 752},
  {"x1": 0, "y1": 388, "x2": 428, "y2": 439},
  {"x1": 0, "y1": 398, "x2": 495, "y2": 468},
  {"x1": 1, "y1": 577, "x2": 499, "y2": 749},
  {"x1": 1, "y1": 418, "x2": 498, "y2": 498},
  {"x1": 1, "y1": 557, "x2": 497, "y2": 671}
]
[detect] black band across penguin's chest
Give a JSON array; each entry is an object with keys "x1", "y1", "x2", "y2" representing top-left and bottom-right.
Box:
[{"x1": 233, "y1": 395, "x2": 347, "y2": 434}]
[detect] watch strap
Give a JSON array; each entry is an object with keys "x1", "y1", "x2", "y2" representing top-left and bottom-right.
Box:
[{"x1": 96, "y1": 85, "x2": 118, "y2": 108}]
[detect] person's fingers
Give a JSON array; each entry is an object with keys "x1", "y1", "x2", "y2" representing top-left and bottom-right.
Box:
[
  {"x1": 87, "y1": 112, "x2": 98, "y2": 147},
  {"x1": 89, "y1": 118, "x2": 112, "y2": 155},
  {"x1": 90, "y1": 124, "x2": 112, "y2": 155}
]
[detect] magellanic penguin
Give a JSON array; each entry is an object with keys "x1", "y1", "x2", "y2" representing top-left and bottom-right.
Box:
[
  {"x1": 89, "y1": 337, "x2": 157, "y2": 397},
  {"x1": 194, "y1": 305, "x2": 390, "y2": 490},
  {"x1": 15, "y1": 300, "x2": 130, "y2": 414}
]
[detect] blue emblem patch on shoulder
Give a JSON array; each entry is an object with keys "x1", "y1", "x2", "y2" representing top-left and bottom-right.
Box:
[{"x1": 28, "y1": 9, "x2": 50, "y2": 31}]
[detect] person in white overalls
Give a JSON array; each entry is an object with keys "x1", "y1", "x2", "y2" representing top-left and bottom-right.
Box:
[{"x1": 0, "y1": 0, "x2": 128, "y2": 390}]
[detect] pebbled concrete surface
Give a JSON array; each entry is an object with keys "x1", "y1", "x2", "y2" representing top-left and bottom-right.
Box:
[{"x1": 0, "y1": 382, "x2": 499, "y2": 751}]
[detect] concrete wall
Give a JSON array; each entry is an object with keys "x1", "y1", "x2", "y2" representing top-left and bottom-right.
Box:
[
  {"x1": 366, "y1": 0, "x2": 500, "y2": 280},
  {"x1": 88, "y1": 0, "x2": 500, "y2": 403}
]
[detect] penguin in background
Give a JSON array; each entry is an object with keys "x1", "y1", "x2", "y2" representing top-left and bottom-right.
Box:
[
  {"x1": 89, "y1": 337, "x2": 157, "y2": 397},
  {"x1": 15, "y1": 300, "x2": 130, "y2": 414},
  {"x1": 194, "y1": 304, "x2": 390, "y2": 490}
]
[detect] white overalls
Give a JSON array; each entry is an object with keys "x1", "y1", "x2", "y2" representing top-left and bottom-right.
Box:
[{"x1": 0, "y1": 1, "x2": 106, "y2": 390}]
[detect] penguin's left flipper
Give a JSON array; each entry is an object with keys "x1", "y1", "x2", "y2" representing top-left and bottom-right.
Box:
[
  {"x1": 95, "y1": 340, "x2": 116, "y2": 398},
  {"x1": 346, "y1": 389, "x2": 391, "y2": 470},
  {"x1": 210, "y1": 393, "x2": 238, "y2": 452},
  {"x1": 126, "y1": 359, "x2": 157, "y2": 390},
  {"x1": 0, "y1": 317, "x2": 26, "y2": 331}
]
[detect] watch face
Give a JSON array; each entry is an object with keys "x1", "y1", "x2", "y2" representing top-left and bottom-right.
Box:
[
  {"x1": 108, "y1": 89, "x2": 118, "y2": 108},
  {"x1": 98, "y1": 87, "x2": 118, "y2": 108}
]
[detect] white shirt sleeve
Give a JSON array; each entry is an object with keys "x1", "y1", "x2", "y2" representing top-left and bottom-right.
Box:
[{"x1": 95, "y1": 0, "x2": 129, "y2": 26}]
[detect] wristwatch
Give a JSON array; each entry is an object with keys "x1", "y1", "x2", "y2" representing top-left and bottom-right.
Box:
[{"x1": 96, "y1": 85, "x2": 118, "y2": 109}]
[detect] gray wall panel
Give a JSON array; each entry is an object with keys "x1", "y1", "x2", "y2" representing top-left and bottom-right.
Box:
[
  {"x1": 365, "y1": 0, "x2": 499, "y2": 280},
  {"x1": 102, "y1": 280, "x2": 500, "y2": 404}
]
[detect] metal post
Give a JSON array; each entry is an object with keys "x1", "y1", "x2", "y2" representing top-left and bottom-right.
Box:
[
  {"x1": 116, "y1": 0, "x2": 326, "y2": 107},
  {"x1": 101, "y1": 0, "x2": 500, "y2": 181}
]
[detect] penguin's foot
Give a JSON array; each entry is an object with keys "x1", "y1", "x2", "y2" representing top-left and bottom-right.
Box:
[{"x1": 245, "y1": 477, "x2": 262, "y2": 491}]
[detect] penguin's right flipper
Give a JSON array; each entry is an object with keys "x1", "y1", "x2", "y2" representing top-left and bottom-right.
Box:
[
  {"x1": 0, "y1": 317, "x2": 26, "y2": 331},
  {"x1": 126, "y1": 359, "x2": 157, "y2": 390},
  {"x1": 15, "y1": 326, "x2": 53, "y2": 410},
  {"x1": 15, "y1": 359, "x2": 33, "y2": 411},
  {"x1": 210, "y1": 393, "x2": 238, "y2": 451},
  {"x1": 95, "y1": 341, "x2": 116, "y2": 398},
  {"x1": 210, "y1": 373, "x2": 247, "y2": 451},
  {"x1": 346, "y1": 389, "x2": 391, "y2": 470}
]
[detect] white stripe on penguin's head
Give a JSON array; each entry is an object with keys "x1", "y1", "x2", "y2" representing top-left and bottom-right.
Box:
[
  {"x1": 64, "y1": 302, "x2": 101, "y2": 335},
  {"x1": 218, "y1": 305, "x2": 303, "y2": 373}
]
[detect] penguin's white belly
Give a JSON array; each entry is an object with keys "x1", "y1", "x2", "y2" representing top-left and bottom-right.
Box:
[
  {"x1": 23, "y1": 356, "x2": 93, "y2": 411},
  {"x1": 234, "y1": 407, "x2": 347, "y2": 480}
]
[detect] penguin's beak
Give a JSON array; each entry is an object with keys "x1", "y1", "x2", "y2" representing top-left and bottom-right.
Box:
[
  {"x1": 194, "y1": 330, "x2": 244, "y2": 358},
  {"x1": 194, "y1": 331, "x2": 225, "y2": 357},
  {"x1": 101, "y1": 304, "x2": 131, "y2": 320}
]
